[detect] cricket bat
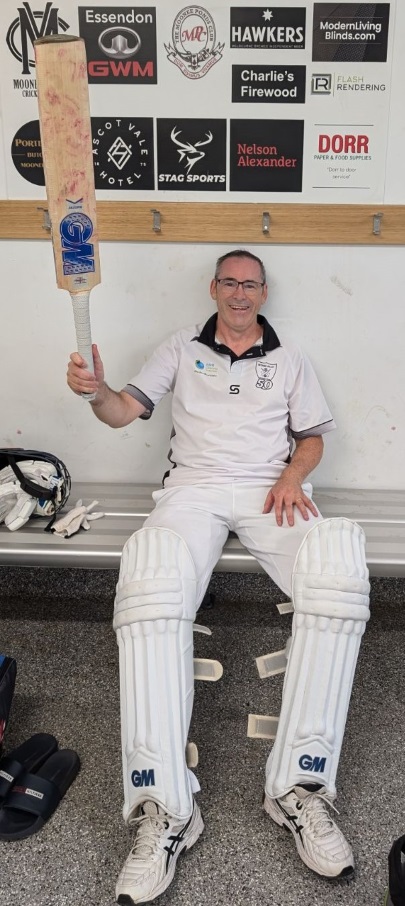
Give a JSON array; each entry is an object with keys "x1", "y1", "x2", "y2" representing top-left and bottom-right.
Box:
[{"x1": 34, "y1": 34, "x2": 100, "y2": 401}]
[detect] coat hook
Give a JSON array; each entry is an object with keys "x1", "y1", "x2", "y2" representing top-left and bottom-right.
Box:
[
  {"x1": 37, "y1": 206, "x2": 51, "y2": 231},
  {"x1": 151, "y1": 208, "x2": 161, "y2": 233},
  {"x1": 373, "y1": 212, "x2": 383, "y2": 236},
  {"x1": 262, "y1": 211, "x2": 270, "y2": 235}
]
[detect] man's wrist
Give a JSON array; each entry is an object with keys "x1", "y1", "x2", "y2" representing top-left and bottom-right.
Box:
[
  {"x1": 280, "y1": 466, "x2": 307, "y2": 486},
  {"x1": 90, "y1": 382, "x2": 108, "y2": 408}
]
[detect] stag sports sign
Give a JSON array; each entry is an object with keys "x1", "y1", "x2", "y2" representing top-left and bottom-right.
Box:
[
  {"x1": 157, "y1": 118, "x2": 226, "y2": 190},
  {"x1": 0, "y1": 0, "x2": 397, "y2": 202}
]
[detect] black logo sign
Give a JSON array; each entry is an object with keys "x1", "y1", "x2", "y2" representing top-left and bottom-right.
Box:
[
  {"x1": 11, "y1": 120, "x2": 44, "y2": 185},
  {"x1": 6, "y1": 1, "x2": 69, "y2": 75},
  {"x1": 311, "y1": 73, "x2": 333, "y2": 94},
  {"x1": 230, "y1": 7, "x2": 306, "y2": 50},
  {"x1": 79, "y1": 6, "x2": 157, "y2": 83},
  {"x1": 232, "y1": 65, "x2": 306, "y2": 103},
  {"x1": 313, "y1": 3, "x2": 390, "y2": 63},
  {"x1": 92, "y1": 118, "x2": 154, "y2": 189},
  {"x1": 157, "y1": 119, "x2": 226, "y2": 190},
  {"x1": 230, "y1": 120, "x2": 303, "y2": 192}
]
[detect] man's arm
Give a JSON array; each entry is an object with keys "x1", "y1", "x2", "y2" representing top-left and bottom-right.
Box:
[
  {"x1": 262, "y1": 435, "x2": 324, "y2": 527},
  {"x1": 67, "y1": 344, "x2": 147, "y2": 428}
]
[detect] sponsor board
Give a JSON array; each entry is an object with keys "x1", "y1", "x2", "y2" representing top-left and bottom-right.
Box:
[
  {"x1": 79, "y1": 6, "x2": 157, "y2": 83},
  {"x1": 92, "y1": 118, "x2": 154, "y2": 189},
  {"x1": 11, "y1": 116, "x2": 155, "y2": 191},
  {"x1": 232, "y1": 65, "x2": 306, "y2": 103},
  {"x1": 312, "y1": 3, "x2": 390, "y2": 63},
  {"x1": 311, "y1": 71, "x2": 387, "y2": 96},
  {"x1": 230, "y1": 7, "x2": 306, "y2": 50},
  {"x1": 6, "y1": 0, "x2": 69, "y2": 97},
  {"x1": 164, "y1": 6, "x2": 224, "y2": 79},
  {"x1": 308, "y1": 122, "x2": 383, "y2": 196},
  {"x1": 11, "y1": 120, "x2": 44, "y2": 185},
  {"x1": 229, "y1": 119, "x2": 303, "y2": 192},
  {"x1": 157, "y1": 119, "x2": 226, "y2": 190}
]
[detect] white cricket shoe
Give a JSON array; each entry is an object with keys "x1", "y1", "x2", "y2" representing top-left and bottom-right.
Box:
[
  {"x1": 116, "y1": 800, "x2": 204, "y2": 905},
  {"x1": 263, "y1": 786, "x2": 354, "y2": 879}
]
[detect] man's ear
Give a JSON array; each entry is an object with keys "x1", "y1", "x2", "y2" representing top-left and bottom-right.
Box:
[{"x1": 210, "y1": 278, "x2": 218, "y2": 301}]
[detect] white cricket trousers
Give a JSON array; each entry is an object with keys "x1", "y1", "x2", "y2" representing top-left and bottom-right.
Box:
[{"x1": 143, "y1": 482, "x2": 322, "y2": 606}]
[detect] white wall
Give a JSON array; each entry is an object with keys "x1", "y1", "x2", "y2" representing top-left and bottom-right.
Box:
[
  {"x1": 1, "y1": 0, "x2": 404, "y2": 488},
  {"x1": 1, "y1": 239, "x2": 404, "y2": 488}
]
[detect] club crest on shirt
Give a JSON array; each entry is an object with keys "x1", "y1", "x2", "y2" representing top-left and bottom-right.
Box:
[{"x1": 255, "y1": 361, "x2": 277, "y2": 389}]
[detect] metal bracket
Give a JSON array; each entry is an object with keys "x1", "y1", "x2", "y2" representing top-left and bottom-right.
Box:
[
  {"x1": 373, "y1": 212, "x2": 383, "y2": 236},
  {"x1": 262, "y1": 211, "x2": 270, "y2": 235},
  {"x1": 37, "y1": 207, "x2": 51, "y2": 231},
  {"x1": 151, "y1": 208, "x2": 161, "y2": 233}
]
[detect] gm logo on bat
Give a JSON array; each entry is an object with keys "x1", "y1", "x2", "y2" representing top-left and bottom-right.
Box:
[{"x1": 60, "y1": 211, "x2": 95, "y2": 276}]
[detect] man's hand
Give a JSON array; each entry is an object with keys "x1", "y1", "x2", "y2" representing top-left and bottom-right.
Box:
[
  {"x1": 67, "y1": 344, "x2": 147, "y2": 427},
  {"x1": 67, "y1": 343, "x2": 105, "y2": 399},
  {"x1": 263, "y1": 476, "x2": 318, "y2": 526},
  {"x1": 262, "y1": 435, "x2": 324, "y2": 526}
]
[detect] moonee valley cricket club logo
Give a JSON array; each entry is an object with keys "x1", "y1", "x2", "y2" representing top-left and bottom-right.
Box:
[
  {"x1": 165, "y1": 6, "x2": 224, "y2": 79},
  {"x1": 256, "y1": 361, "x2": 277, "y2": 390}
]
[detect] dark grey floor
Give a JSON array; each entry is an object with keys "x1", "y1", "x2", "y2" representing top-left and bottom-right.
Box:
[{"x1": 0, "y1": 568, "x2": 403, "y2": 906}]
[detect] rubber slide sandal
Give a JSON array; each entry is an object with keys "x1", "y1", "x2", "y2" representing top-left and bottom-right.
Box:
[
  {"x1": 0, "y1": 748, "x2": 80, "y2": 840},
  {"x1": 0, "y1": 733, "x2": 58, "y2": 804}
]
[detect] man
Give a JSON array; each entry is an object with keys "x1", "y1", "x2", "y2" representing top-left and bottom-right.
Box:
[{"x1": 67, "y1": 250, "x2": 370, "y2": 905}]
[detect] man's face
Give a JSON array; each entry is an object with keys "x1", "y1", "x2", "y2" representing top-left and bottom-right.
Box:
[{"x1": 210, "y1": 256, "x2": 268, "y2": 335}]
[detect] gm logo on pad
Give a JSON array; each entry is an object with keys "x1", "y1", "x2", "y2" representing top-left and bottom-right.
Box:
[
  {"x1": 131, "y1": 768, "x2": 155, "y2": 788},
  {"x1": 299, "y1": 754, "x2": 326, "y2": 773}
]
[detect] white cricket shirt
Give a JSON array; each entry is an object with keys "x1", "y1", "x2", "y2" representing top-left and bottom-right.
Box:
[{"x1": 123, "y1": 315, "x2": 335, "y2": 487}]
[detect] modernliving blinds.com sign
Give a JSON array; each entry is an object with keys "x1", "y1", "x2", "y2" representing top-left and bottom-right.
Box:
[{"x1": 312, "y1": 3, "x2": 390, "y2": 62}]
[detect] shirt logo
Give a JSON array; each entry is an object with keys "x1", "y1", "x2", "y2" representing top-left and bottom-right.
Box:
[
  {"x1": 194, "y1": 360, "x2": 218, "y2": 376},
  {"x1": 255, "y1": 361, "x2": 277, "y2": 389}
]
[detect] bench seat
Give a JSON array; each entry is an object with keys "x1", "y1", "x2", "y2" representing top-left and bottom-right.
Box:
[{"x1": 0, "y1": 483, "x2": 404, "y2": 577}]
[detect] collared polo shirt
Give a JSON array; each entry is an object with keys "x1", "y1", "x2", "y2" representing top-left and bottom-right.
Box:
[{"x1": 123, "y1": 314, "x2": 335, "y2": 487}]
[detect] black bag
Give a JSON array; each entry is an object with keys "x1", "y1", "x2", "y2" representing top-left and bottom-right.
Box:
[{"x1": 0, "y1": 655, "x2": 17, "y2": 753}]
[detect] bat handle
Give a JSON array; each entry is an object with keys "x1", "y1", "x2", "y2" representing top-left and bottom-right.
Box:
[{"x1": 70, "y1": 291, "x2": 96, "y2": 402}]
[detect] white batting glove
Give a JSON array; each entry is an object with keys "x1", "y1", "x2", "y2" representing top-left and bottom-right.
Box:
[
  {"x1": 51, "y1": 500, "x2": 104, "y2": 538},
  {"x1": 0, "y1": 461, "x2": 64, "y2": 517},
  {"x1": 0, "y1": 483, "x2": 19, "y2": 523},
  {"x1": 5, "y1": 490, "x2": 37, "y2": 531},
  {"x1": 0, "y1": 467, "x2": 16, "y2": 486}
]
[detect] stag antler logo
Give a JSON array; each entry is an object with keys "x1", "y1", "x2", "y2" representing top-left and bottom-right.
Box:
[{"x1": 171, "y1": 127, "x2": 213, "y2": 173}]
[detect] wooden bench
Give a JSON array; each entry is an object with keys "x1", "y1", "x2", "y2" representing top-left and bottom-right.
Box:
[{"x1": 0, "y1": 483, "x2": 404, "y2": 577}]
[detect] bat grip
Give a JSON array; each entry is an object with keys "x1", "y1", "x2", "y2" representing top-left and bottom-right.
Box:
[{"x1": 70, "y1": 291, "x2": 96, "y2": 402}]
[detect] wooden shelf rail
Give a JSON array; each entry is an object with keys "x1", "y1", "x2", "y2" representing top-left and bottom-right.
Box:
[{"x1": 0, "y1": 201, "x2": 404, "y2": 245}]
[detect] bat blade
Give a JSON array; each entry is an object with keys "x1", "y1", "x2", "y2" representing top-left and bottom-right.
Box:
[{"x1": 35, "y1": 34, "x2": 100, "y2": 395}]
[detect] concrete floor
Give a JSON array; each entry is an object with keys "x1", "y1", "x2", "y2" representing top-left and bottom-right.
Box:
[{"x1": 0, "y1": 567, "x2": 403, "y2": 906}]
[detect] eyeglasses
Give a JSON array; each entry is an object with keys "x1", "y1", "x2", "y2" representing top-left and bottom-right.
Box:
[{"x1": 216, "y1": 278, "x2": 265, "y2": 294}]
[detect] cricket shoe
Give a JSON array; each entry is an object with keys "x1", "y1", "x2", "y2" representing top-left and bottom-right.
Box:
[
  {"x1": 116, "y1": 799, "x2": 204, "y2": 905},
  {"x1": 263, "y1": 786, "x2": 354, "y2": 879}
]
